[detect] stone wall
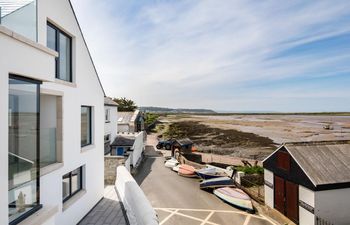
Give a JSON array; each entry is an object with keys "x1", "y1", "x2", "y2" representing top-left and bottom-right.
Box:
[{"x1": 104, "y1": 156, "x2": 125, "y2": 185}]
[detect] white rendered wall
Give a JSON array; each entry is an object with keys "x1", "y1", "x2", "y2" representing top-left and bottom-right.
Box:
[
  {"x1": 0, "y1": 0, "x2": 104, "y2": 224},
  {"x1": 264, "y1": 169, "x2": 274, "y2": 208},
  {"x1": 105, "y1": 105, "x2": 118, "y2": 142},
  {"x1": 299, "y1": 186, "x2": 315, "y2": 225},
  {"x1": 132, "y1": 132, "x2": 145, "y2": 167},
  {"x1": 0, "y1": 25, "x2": 56, "y2": 224},
  {"x1": 36, "y1": 0, "x2": 105, "y2": 224},
  {"x1": 315, "y1": 188, "x2": 350, "y2": 225}
]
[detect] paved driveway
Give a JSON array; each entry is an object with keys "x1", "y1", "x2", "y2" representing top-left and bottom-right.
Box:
[{"x1": 134, "y1": 144, "x2": 277, "y2": 225}]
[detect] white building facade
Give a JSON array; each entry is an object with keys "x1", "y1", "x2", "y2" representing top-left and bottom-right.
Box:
[
  {"x1": 1, "y1": 1, "x2": 105, "y2": 224},
  {"x1": 104, "y1": 97, "x2": 118, "y2": 155}
]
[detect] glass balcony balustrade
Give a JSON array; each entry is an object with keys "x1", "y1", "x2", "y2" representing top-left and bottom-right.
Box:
[{"x1": 0, "y1": 0, "x2": 37, "y2": 41}]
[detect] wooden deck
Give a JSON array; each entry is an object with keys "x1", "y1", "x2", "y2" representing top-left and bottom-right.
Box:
[{"x1": 78, "y1": 186, "x2": 128, "y2": 225}]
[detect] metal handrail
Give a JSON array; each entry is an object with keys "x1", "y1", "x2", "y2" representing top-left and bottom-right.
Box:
[{"x1": 9, "y1": 152, "x2": 34, "y2": 164}]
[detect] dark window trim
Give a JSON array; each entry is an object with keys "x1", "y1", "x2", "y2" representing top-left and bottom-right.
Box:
[
  {"x1": 9, "y1": 74, "x2": 42, "y2": 225},
  {"x1": 47, "y1": 21, "x2": 73, "y2": 82},
  {"x1": 63, "y1": 166, "x2": 83, "y2": 203},
  {"x1": 81, "y1": 106, "x2": 92, "y2": 147}
]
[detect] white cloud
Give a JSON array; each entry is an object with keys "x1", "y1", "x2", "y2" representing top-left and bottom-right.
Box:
[{"x1": 71, "y1": 0, "x2": 350, "y2": 111}]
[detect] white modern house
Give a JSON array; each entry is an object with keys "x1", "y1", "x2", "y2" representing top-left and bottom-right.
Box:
[
  {"x1": 263, "y1": 141, "x2": 350, "y2": 225},
  {"x1": 1, "y1": 0, "x2": 105, "y2": 224},
  {"x1": 104, "y1": 97, "x2": 118, "y2": 155}
]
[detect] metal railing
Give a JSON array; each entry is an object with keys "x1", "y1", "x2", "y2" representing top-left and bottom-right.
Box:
[
  {"x1": 236, "y1": 175, "x2": 265, "y2": 203},
  {"x1": 316, "y1": 217, "x2": 334, "y2": 225}
]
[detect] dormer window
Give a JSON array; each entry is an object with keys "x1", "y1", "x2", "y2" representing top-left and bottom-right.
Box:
[{"x1": 47, "y1": 22, "x2": 72, "y2": 82}]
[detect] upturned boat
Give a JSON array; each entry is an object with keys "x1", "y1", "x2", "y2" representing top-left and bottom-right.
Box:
[
  {"x1": 199, "y1": 177, "x2": 235, "y2": 189},
  {"x1": 196, "y1": 167, "x2": 227, "y2": 180},
  {"x1": 214, "y1": 187, "x2": 254, "y2": 213},
  {"x1": 164, "y1": 157, "x2": 179, "y2": 168},
  {"x1": 178, "y1": 164, "x2": 197, "y2": 177}
]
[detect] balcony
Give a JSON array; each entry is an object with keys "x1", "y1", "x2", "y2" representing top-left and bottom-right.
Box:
[{"x1": 0, "y1": 0, "x2": 37, "y2": 41}]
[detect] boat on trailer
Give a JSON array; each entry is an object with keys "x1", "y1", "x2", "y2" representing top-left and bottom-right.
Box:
[
  {"x1": 200, "y1": 177, "x2": 235, "y2": 189},
  {"x1": 214, "y1": 187, "x2": 254, "y2": 213}
]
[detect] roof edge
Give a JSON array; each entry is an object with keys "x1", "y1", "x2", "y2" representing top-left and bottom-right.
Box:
[{"x1": 68, "y1": 0, "x2": 106, "y2": 97}]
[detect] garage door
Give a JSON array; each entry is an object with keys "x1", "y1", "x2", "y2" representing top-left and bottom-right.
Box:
[
  {"x1": 286, "y1": 181, "x2": 299, "y2": 223},
  {"x1": 274, "y1": 175, "x2": 285, "y2": 214}
]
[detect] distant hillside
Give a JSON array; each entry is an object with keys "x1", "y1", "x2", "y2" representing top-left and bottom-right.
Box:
[{"x1": 139, "y1": 106, "x2": 216, "y2": 114}]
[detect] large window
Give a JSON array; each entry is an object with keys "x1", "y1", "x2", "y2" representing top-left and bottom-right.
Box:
[
  {"x1": 81, "y1": 106, "x2": 92, "y2": 147},
  {"x1": 8, "y1": 75, "x2": 42, "y2": 224},
  {"x1": 62, "y1": 167, "x2": 83, "y2": 202},
  {"x1": 47, "y1": 22, "x2": 72, "y2": 82}
]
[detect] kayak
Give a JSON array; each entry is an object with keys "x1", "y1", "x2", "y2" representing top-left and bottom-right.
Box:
[
  {"x1": 200, "y1": 177, "x2": 235, "y2": 189},
  {"x1": 164, "y1": 157, "x2": 179, "y2": 168},
  {"x1": 196, "y1": 167, "x2": 227, "y2": 180},
  {"x1": 172, "y1": 165, "x2": 180, "y2": 172},
  {"x1": 214, "y1": 187, "x2": 254, "y2": 212},
  {"x1": 178, "y1": 164, "x2": 197, "y2": 177}
]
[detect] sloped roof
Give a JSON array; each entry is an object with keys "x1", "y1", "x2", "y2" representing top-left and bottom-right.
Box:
[
  {"x1": 117, "y1": 110, "x2": 140, "y2": 124},
  {"x1": 284, "y1": 141, "x2": 350, "y2": 186},
  {"x1": 104, "y1": 97, "x2": 118, "y2": 106},
  {"x1": 111, "y1": 135, "x2": 135, "y2": 147},
  {"x1": 176, "y1": 138, "x2": 193, "y2": 146}
]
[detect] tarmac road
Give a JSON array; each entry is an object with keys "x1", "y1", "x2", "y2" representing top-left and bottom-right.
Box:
[{"x1": 134, "y1": 144, "x2": 277, "y2": 225}]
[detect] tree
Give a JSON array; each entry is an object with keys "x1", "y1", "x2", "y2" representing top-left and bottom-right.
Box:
[{"x1": 113, "y1": 97, "x2": 137, "y2": 112}]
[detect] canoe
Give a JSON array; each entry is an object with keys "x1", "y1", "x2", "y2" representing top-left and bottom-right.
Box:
[
  {"x1": 200, "y1": 177, "x2": 235, "y2": 189},
  {"x1": 178, "y1": 164, "x2": 197, "y2": 177},
  {"x1": 172, "y1": 165, "x2": 180, "y2": 172},
  {"x1": 214, "y1": 187, "x2": 254, "y2": 212},
  {"x1": 196, "y1": 167, "x2": 227, "y2": 180},
  {"x1": 164, "y1": 157, "x2": 179, "y2": 168}
]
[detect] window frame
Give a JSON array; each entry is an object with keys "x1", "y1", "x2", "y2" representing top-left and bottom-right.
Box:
[
  {"x1": 47, "y1": 22, "x2": 73, "y2": 82},
  {"x1": 8, "y1": 74, "x2": 43, "y2": 225},
  {"x1": 81, "y1": 106, "x2": 92, "y2": 147},
  {"x1": 105, "y1": 108, "x2": 110, "y2": 123},
  {"x1": 62, "y1": 166, "x2": 83, "y2": 203}
]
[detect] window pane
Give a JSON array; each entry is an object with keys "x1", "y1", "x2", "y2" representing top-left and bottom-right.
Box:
[
  {"x1": 71, "y1": 168, "x2": 81, "y2": 194},
  {"x1": 62, "y1": 174, "x2": 70, "y2": 200},
  {"x1": 59, "y1": 33, "x2": 71, "y2": 82},
  {"x1": 81, "y1": 107, "x2": 91, "y2": 146},
  {"x1": 8, "y1": 77, "x2": 40, "y2": 222},
  {"x1": 47, "y1": 25, "x2": 56, "y2": 50}
]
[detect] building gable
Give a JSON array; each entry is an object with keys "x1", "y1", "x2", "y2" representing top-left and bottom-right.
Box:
[{"x1": 263, "y1": 146, "x2": 316, "y2": 190}]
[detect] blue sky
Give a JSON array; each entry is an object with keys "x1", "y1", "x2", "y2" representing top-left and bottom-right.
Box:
[{"x1": 71, "y1": 0, "x2": 350, "y2": 112}]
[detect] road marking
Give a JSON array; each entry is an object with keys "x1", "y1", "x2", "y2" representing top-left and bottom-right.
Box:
[
  {"x1": 243, "y1": 215, "x2": 251, "y2": 225},
  {"x1": 155, "y1": 207, "x2": 276, "y2": 225},
  {"x1": 200, "y1": 211, "x2": 215, "y2": 225},
  {"x1": 159, "y1": 209, "x2": 178, "y2": 225},
  {"x1": 157, "y1": 209, "x2": 220, "y2": 225}
]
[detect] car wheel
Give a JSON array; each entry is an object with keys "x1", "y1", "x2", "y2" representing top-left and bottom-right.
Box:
[
  {"x1": 165, "y1": 144, "x2": 171, "y2": 150},
  {"x1": 156, "y1": 144, "x2": 162, "y2": 149}
]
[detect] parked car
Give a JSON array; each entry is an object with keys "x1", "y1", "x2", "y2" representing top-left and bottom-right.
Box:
[{"x1": 156, "y1": 138, "x2": 175, "y2": 150}]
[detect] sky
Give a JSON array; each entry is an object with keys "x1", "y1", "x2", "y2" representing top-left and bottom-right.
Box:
[{"x1": 71, "y1": 0, "x2": 350, "y2": 112}]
